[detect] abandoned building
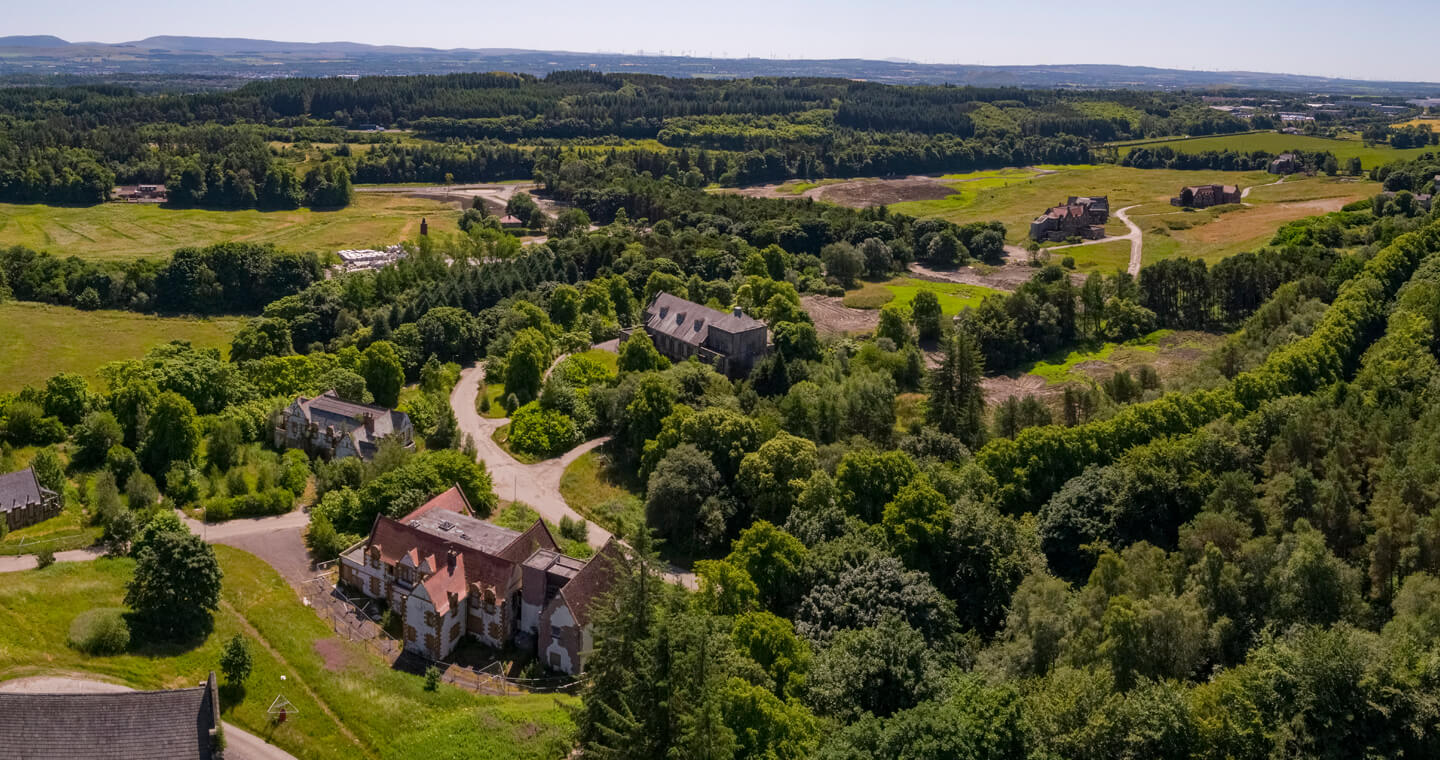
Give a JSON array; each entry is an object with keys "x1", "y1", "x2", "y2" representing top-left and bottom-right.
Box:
[
  {"x1": 1029, "y1": 196, "x2": 1110, "y2": 242},
  {"x1": 0, "y1": 673, "x2": 221, "y2": 760},
  {"x1": 627, "y1": 292, "x2": 769, "y2": 377},
  {"x1": 0, "y1": 467, "x2": 60, "y2": 532},
  {"x1": 1171, "y1": 184, "x2": 1243, "y2": 208},
  {"x1": 338, "y1": 487, "x2": 620, "y2": 674},
  {"x1": 1269, "y1": 153, "x2": 1302, "y2": 174},
  {"x1": 274, "y1": 390, "x2": 414, "y2": 461}
]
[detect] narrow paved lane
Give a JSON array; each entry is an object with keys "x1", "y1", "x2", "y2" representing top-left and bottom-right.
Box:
[
  {"x1": 1047, "y1": 204, "x2": 1144, "y2": 275},
  {"x1": 450, "y1": 364, "x2": 614, "y2": 549}
]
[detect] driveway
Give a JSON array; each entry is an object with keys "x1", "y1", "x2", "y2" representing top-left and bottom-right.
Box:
[
  {"x1": 180, "y1": 510, "x2": 316, "y2": 588},
  {"x1": 450, "y1": 365, "x2": 615, "y2": 549},
  {"x1": 0, "y1": 675, "x2": 297, "y2": 760},
  {"x1": 1047, "y1": 204, "x2": 1144, "y2": 275},
  {"x1": 0, "y1": 547, "x2": 105, "y2": 573}
]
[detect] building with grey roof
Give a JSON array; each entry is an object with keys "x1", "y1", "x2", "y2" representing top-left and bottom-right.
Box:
[
  {"x1": 627, "y1": 292, "x2": 768, "y2": 377},
  {"x1": 274, "y1": 390, "x2": 414, "y2": 461},
  {"x1": 0, "y1": 673, "x2": 220, "y2": 760},
  {"x1": 0, "y1": 467, "x2": 60, "y2": 532}
]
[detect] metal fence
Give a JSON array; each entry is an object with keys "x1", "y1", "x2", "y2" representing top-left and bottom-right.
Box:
[
  {"x1": 0, "y1": 533, "x2": 93, "y2": 556},
  {"x1": 306, "y1": 574, "x2": 583, "y2": 696}
]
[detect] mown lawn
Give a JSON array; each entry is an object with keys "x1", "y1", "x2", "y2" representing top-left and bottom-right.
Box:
[
  {"x1": 0, "y1": 302, "x2": 241, "y2": 393},
  {"x1": 0, "y1": 546, "x2": 576, "y2": 760},
  {"x1": 0, "y1": 192, "x2": 460, "y2": 261},
  {"x1": 1111, "y1": 131, "x2": 1432, "y2": 169},
  {"x1": 560, "y1": 449, "x2": 644, "y2": 538},
  {"x1": 843, "y1": 276, "x2": 999, "y2": 315}
]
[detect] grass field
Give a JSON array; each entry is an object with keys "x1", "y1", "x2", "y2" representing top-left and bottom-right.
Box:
[
  {"x1": 0, "y1": 547, "x2": 576, "y2": 760},
  {"x1": 0, "y1": 193, "x2": 460, "y2": 261},
  {"x1": 560, "y1": 449, "x2": 644, "y2": 538},
  {"x1": 1111, "y1": 132, "x2": 1433, "y2": 169},
  {"x1": 1391, "y1": 118, "x2": 1440, "y2": 130},
  {"x1": 842, "y1": 276, "x2": 999, "y2": 314},
  {"x1": 1132, "y1": 175, "x2": 1379, "y2": 264},
  {"x1": 1052, "y1": 240, "x2": 1134, "y2": 272},
  {"x1": 891, "y1": 164, "x2": 1274, "y2": 244},
  {"x1": 0, "y1": 302, "x2": 241, "y2": 393},
  {"x1": 0, "y1": 498, "x2": 100, "y2": 556}
]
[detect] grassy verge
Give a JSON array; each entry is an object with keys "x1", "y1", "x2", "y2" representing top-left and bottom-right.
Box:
[
  {"x1": 491, "y1": 503, "x2": 594, "y2": 558},
  {"x1": 491, "y1": 424, "x2": 541, "y2": 465},
  {"x1": 1052, "y1": 240, "x2": 1134, "y2": 273},
  {"x1": 0, "y1": 499, "x2": 100, "y2": 556},
  {"x1": 478, "y1": 382, "x2": 508, "y2": 419},
  {"x1": 0, "y1": 302, "x2": 241, "y2": 393},
  {"x1": 559, "y1": 449, "x2": 644, "y2": 538}
]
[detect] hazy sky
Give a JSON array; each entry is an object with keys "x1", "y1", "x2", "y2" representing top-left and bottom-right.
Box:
[{"x1": 10, "y1": 0, "x2": 1437, "y2": 81}]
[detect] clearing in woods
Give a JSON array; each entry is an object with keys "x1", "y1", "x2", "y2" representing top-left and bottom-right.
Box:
[
  {"x1": 842, "y1": 276, "x2": 1000, "y2": 315},
  {"x1": 0, "y1": 192, "x2": 461, "y2": 261},
  {"x1": 0, "y1": 302, "x2": 241, "y2": 393},
  {"x1": 1110, "y1": 131, "x2": 1434, "y2": 168}
]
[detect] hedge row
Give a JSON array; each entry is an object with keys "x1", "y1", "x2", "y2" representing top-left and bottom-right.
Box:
[
  {"x1": 979, "y1": 218, "x2": 1440, "y2": 513},
  {"x1": 201, "y1": 487, "x2": 296, "y2": 522}
]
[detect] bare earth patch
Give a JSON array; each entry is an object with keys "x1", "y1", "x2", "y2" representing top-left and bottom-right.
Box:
[
  {"x1": 313, "y1": 637, "x2": 357, "y2": 672},
  {"x1": 982, "y1": 374, "x2": 1064, "y2": 404},
  {"x1": 803, "y1": 295, "x2": 880, "y2": 335}
]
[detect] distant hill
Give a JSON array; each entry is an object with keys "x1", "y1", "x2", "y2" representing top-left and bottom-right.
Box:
[
  {"x1": 2, "y1": 35, "x2": 1436, "y2": 96},
  {"x1": 0, "y1": 35, "x2": 71, "y2": 47}
]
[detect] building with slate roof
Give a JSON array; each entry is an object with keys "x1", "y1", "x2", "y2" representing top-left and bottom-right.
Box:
[
  {"x1": 1171, "y1": 184, "x2": 1243, "y2": 208},
  {"x1": 1029, "y1": 196, "x2": 1109, "y2": 242},
  {"x1": 338, "y1": 486, "x2": 621, "y2": 674},
  {"x1": 626, "y1": 292, "x2": 768, "y2": 377},
  {"x1": 274, "y1": 390, "x2": 414, "y2": 461},
  {"x1": 0, "y1": 467, "x2": 60, "y2": 532},
  {"x1": 0, "y1": 673, "x2": 220, "y2": 760}
]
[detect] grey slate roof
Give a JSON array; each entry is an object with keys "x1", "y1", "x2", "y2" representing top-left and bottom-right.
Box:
[
  {"x1": 644, "y1": 292, "x2": 765, "y2": 347},
  {"x1": 408, "y1": 506, "x2": 524, "y2": 556},
  {"x1": 0, "y1": 468, "x2": 54, "y2": 514},
  {"x1": 0, "y1": 684, "x2": 216, "y2": 759},
  {"x1": 294, "y1": 390, "x2": 413, "y2": 457}
]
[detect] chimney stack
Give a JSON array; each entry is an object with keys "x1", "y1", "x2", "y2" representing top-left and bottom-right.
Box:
[
  {"x1": 363, "y1": 412, "x2": 375, "y2": 434},
  {"x1": 732, "y1": 305, "x2": 743, "y2": 317}
]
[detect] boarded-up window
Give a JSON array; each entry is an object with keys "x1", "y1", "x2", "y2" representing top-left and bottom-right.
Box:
[
  {"x1": 369, "y1": 577, "x2": 380, "y2": 596},
  {"x1": 450, "y1": 624, "x2": 461, "y2": 642},
  {"x1": 425, "y1": 610, "x2": 439, "y2": 628},
  {"x1": 549, "y1": 651, "x2": 562, "y2": 670},
  {"x1": 488, "y1": 622, "x2": 503, "y2": 641},
  {"x1": 405, "y1": 625, "x2": 417, "y2": 642}
]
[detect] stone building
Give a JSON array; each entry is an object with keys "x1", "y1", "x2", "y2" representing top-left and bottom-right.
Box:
[
  {"x1": 0, "y1": 673, "x2": 221, "y2": 760},
  {"x1": 0, "y1": 467, "x2": 60, "y2": 532},
  {"x1": 1269, "y1": 153, "x2": 1302, "y2": 174},
  {"x1": 1171, "y1": 184, "x2": 1243, "y2": 208},
  {"x1": 274, "y1": 390, "x2": 414, "y2": 461},
  {"x1": 338, "y1": 487, "x2": 619, "y2": 675},
  {"x1": 628, "y1": 292, "x2": 769, "y2": 377},
  {"x1": 1029, "y1": 196, "x2": 1110, "y2": 242}
]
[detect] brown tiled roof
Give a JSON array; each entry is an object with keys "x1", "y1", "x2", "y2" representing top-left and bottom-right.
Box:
[
  {"x1": 558, "y1": 539, "x2": 624, "y2": 628},
  {"x1": 0, "y1": 683, "x2": 216, "y2": 759},
  {"x1": 402, "y1": 485, "x2": 473, "y2": 519}
]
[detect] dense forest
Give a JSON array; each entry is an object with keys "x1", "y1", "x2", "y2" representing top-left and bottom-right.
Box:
[{"x1": 6, "y1": 142, "x2": 1440, "y2": 757}]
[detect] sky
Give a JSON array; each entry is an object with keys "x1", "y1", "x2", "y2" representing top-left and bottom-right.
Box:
[{"x1": 9, "y1": 0, "x2": 1438, "y2": 82}]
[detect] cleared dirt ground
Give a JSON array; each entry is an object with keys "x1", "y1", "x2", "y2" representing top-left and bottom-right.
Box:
[{"x1": 803, "y1": 294, "x2": 881, "y2": 335}]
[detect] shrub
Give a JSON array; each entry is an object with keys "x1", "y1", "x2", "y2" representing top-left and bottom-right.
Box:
[
  {"x1": 67, "y1": 608, "x2": 130, "y2": 654},
  {"x1": 424, "y1": 665, "x2": 441, "y2": 691},
  {"x1": 36, "y1": 547, "x2": 55, "y2": 568},
  {"x1": 1061, "y1": 256, "x2": 1076, "y2": 269},
  {"x1": 201, "y1": 487, "x2": 295, "y2": 521},
  {"x1": 508, "y1": 402, "x2": 581, "y2": 458}
]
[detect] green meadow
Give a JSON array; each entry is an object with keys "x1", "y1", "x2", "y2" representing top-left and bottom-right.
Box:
[
  {"x1": 1111, "y1": 131, "x2": 1433, "y2": 169},
  {"x1": 0, "y1": 302, "x2": 241, "y2": 393},
  {"x1": 843, "y1": 276, "x2": 1000, "y2": 315}
]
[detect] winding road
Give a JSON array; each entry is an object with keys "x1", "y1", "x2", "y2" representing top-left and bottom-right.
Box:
[{"x1": 1046, "y1": 204, "x2": 1144, "y2": 275}]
